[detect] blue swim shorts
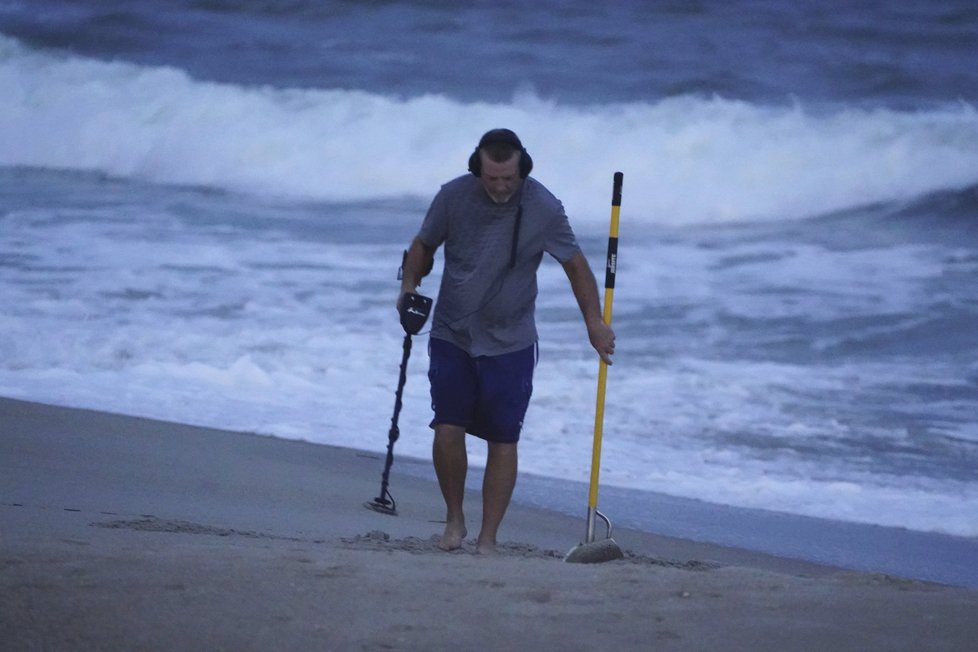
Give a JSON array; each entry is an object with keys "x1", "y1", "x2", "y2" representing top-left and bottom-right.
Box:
[{"x1": 428, "y1": 338, "x2": 537, "y2": 443}]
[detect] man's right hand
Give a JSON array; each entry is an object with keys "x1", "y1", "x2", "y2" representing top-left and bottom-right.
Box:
[
  {"x1": 397, "y1": 237, "x2": 435, "y2": 312},
  {"x1": 395, "y1": 288, "x2": 413, "y2": 313}
]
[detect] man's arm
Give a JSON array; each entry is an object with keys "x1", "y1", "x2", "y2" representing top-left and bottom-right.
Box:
[
  {"x1": 561, "y1": 251, "x2": 615, "y2": 365},
  {"x1": 397, "y1": 236, "x2": 436, "y2": 308}
]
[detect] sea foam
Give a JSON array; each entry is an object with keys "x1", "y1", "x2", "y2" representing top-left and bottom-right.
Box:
[{"x1": 3, "y1": 34, "x2": 978, "y2": 225}]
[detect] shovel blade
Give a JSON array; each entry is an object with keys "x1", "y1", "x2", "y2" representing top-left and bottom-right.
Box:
[{"x1": 564, "y1": 537, "x2": 624, "y2": 564}]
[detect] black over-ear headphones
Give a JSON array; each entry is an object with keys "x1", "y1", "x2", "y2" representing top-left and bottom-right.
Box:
[{"x1": 468, "y1": 128, "x2": 533, "y2": 179}]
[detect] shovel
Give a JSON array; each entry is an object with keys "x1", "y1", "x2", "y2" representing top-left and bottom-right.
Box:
[{"x1": 565, "y1": 172, "x2": 625, "y2": 563}]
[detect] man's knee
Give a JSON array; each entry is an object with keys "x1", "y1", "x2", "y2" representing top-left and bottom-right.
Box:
[
  {"x1": 434, "y1": 423, "x2": 465, "y2": 444},
  {"x1": 487, "y1": 441, "x2": 518, "y2": 461}
]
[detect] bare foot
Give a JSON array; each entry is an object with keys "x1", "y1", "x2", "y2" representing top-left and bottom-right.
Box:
[
  {"x1": 438, "y1": 522, "x2": 467, "y2": 551},
  {"x1": 475, "y1": 538, "x2": 497, "y2": 555}
]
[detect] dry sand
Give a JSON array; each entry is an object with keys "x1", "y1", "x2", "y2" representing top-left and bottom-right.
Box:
[{"x1": 2, "y1": 396, "x2": 976, "y2": 651}]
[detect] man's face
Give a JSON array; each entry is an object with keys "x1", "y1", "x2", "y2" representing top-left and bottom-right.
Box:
[{"x1": 479, "y1": 150, "x2": 522, "y2": 204}]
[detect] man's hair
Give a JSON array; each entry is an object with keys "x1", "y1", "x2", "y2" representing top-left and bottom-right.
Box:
[
  {"x1": 468, "y1": 128, "x2": 532, "y2": 178},
  {"x1": 481, "y1": 141, "x2": 520, "y2": 163}
]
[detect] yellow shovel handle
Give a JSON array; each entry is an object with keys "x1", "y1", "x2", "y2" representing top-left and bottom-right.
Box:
[{"x1": 587, "y1": 172, "x2": 622, "y2": 512}]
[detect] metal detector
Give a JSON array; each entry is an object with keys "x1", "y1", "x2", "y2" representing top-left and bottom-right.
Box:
[{"x1": 364, "y1": 289, "x2": 432, "y2": 516}]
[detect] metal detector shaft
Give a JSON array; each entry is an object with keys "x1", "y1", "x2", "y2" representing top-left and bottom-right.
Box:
[{"x1": 371, "y1": 331, "x2": 413, "y2": 512}]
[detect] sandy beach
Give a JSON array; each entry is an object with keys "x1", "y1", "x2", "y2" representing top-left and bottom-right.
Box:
[{"x1": 2, "y1": 396, "x2": 976, "y2": 651}]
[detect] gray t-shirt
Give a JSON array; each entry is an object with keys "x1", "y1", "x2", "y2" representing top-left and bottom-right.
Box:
[{"x1": 418, "y1": 174, "x2": 581, "y2": 356}]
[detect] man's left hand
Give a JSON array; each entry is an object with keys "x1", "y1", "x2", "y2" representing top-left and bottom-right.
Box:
[{"x1": 588, "y1": 320, "x2": 616, "y2": 365}]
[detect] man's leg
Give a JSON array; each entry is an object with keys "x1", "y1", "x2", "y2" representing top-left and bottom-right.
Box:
[
  {"x1": 433, "y1": 423, "x2": 468, "y2": 550},
  {"x1": 476, "y1": 441, "x2": 518, "y2": 554}
]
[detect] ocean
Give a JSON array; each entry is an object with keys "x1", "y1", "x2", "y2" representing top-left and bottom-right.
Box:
[{"x1": 2, "y1": 1, "x2": 977, "y2": 580}]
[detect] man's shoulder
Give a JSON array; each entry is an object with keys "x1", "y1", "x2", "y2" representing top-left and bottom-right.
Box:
[
  {"x1": 428, "y1": 175, "x2": 483, "y2": 220},
  {"x1": 439, "y1": 174, "x2": 479, "y2": 196},
  {"x1": 523, "y1": 178, "x2": 564, "y2": 214},
  {"x1": 421, "y1": 175, "x2": 479, "y2": 240}
]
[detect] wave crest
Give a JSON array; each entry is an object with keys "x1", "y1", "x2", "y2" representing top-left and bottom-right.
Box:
[{"x1": 2, "y1": 35, "x2": 978, "y2": 224}]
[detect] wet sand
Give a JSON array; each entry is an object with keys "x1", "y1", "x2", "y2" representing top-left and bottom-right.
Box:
[{"x1": 2, "y1": 396, "x2": 976, "y2": 651}]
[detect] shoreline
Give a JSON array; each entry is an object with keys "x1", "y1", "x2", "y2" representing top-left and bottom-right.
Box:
[
  {"x1": 391, "y1": 437, "x2": 978, "y2": 589},
  {"x1": 4, "y1": 395, "x2": 976, "y2": 585},
  {"x1": 3, "y1": 396, "x2": 977, "y2": 650}
]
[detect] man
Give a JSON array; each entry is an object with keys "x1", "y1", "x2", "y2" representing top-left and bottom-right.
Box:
[{"x1": 398, "y1": 128, "x2": 614, "y2": 554}]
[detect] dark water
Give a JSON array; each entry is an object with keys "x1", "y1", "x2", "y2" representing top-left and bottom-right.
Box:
[{"x1": 4, "y1": 0, "x2": 978, "y2": 106}]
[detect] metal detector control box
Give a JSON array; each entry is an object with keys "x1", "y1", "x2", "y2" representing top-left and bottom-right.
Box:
[{"x1": 399, "y1": 292, "x2": 432, "y2": 335}]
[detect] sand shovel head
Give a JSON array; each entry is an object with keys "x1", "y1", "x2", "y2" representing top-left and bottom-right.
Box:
[{"x1": 564, "y1": 537, "x2": 624, "y2": 564}]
